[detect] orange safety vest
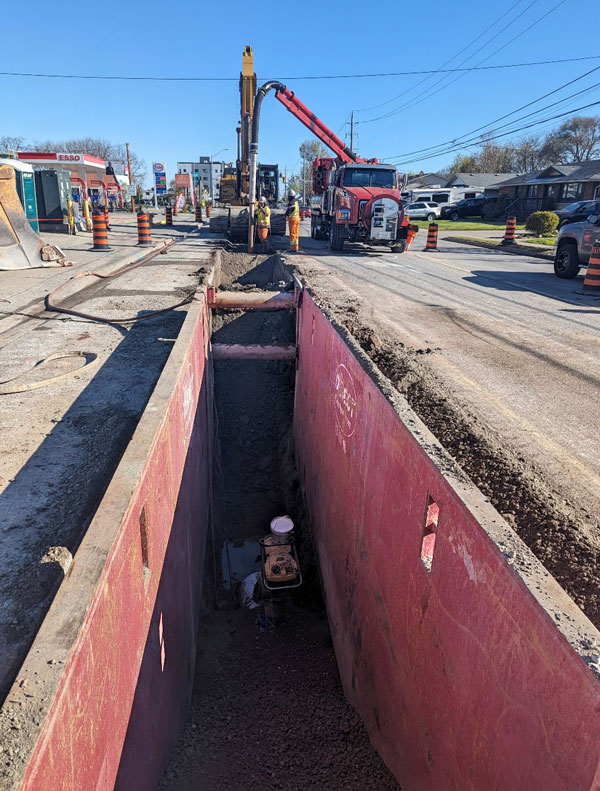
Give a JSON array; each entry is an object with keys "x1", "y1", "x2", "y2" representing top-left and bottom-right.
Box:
[
  {"x1": 287, "y1": 201, "x2": 300, "y2": 219},
  {"x1": 257, "y1": 205, "x2": 271, "y2": 226}
]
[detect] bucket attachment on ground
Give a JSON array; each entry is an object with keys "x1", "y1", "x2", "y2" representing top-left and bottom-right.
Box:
[{"x1": 0, "y1": 164, "x2": 69, "y2": 270}]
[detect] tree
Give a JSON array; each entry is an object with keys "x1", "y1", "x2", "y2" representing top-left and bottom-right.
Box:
[
  {"x1": 542, "y1": 116, "x2": 600, "y2": 163},
  {"x1": 29, "y1": 137, "x2": 146, "y2": 185},
  {"x1": 290, "y1": 139, "x2": 329, "y2": 202},
  {"x1": 512, "y1": 135, "x2": 551, "y2": 174},
  {"x1": 0, "y1": 135, "x2": 25, "y2": 155},
  {"x1": 441, "y1": 153, "x2": 478, "y2": 177}
]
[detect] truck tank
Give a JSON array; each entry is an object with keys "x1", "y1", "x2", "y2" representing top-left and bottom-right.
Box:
[{"x1": 0, "y1": 248, "x2": 599, "y2": 791}]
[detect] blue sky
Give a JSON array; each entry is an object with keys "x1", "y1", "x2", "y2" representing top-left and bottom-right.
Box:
[{"x1": 1, "y1": 0, "x2": 595, "y2": 185}]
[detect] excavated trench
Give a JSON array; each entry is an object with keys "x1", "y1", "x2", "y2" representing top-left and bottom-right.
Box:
[{"x1": 159, "y1": 251, "x2": 400, "y2": 790}]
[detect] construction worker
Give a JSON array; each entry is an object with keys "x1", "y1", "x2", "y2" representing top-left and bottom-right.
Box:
[
  {"x1": 256, "y1": 196, "x2": 271, "y2": 252},
  {"x1": 285, "y1": 190, "x2": 300, "y2": 252}
]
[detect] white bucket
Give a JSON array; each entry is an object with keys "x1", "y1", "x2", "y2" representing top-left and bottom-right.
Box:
[{"x1": 270, "y1": 515, "x2": 294, "y2": 536}]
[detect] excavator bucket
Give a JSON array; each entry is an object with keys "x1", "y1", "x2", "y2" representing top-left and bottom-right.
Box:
[{"x1": 0, "y1": 164, "x2": 65, "y2": 270}]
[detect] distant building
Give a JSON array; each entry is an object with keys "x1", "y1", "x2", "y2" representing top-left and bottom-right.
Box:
[
  {"x1": 445, "y1": 172, "x2": 517, "y2": 196},
  {"x1": 177, "y1": 158, "x2": 226, "y2": 201}
]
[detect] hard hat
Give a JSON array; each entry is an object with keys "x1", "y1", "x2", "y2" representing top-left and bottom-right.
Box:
[
  {"x1": 259, "y1": 196, "x2": 267, "y2": 204},
  {"x1": 288, "y1": 190, "x2": 296, "y2": 199}
]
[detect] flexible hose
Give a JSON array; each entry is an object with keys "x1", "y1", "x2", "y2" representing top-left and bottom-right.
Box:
[
  {"x1": 0, "y1": 351, "x2": 98, "y2": 395},
  {"x1": 45, "y1": 233, "x2": 197, "y2": 324}
]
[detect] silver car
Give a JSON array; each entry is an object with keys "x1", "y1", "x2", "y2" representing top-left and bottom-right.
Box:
[{"x1": 404, "y1": 201, "x2": 441, "y2": 221}]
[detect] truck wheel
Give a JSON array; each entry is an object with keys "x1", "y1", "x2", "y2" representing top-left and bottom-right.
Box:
[
  {"x1": 450, "y1": 211, "x2": 460, "y2": 221},
  {"x1": 392, "y1": 240, "x2": 406, "y2": 253},
  {"x1": 554, "y1": 243, "x2": 580, "y2": 279},
  {"x1": 329, "y1": 221, "x2": 344, "y2": 252}
]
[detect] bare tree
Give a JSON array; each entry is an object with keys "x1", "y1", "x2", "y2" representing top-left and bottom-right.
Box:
[
  {"x1": 28, "y1": 137, "x2": 146, "y2": 185},
  {"x1": 542, "y1": 116, "x2": 600, "y2": 163},
  {"x1": 0, "y1": 135, "x2": 26, "y2": 155}
]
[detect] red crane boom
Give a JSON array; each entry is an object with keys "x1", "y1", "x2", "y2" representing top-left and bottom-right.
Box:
[{"x1": 274, "y1": 87, "x2": 367, "y2": 164}]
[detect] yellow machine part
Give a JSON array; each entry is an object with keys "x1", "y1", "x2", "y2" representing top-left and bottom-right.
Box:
[{"x1": 0, "y1": 164, "x2": 54, "y2": 270}]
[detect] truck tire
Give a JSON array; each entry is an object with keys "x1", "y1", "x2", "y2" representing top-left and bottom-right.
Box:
[
  {"x1": 554, "y1": 243, "x2": 580, "y2": 279},
  {"x1": 329, "y1": 221, "x2": 344, "y2": 252},
  {"x1": 392, "y1": 240, "x2": 406, "y2": 254}
]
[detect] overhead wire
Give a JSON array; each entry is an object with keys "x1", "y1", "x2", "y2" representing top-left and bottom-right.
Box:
[
  {"x1": 360, "y1": 0, "x2": 567, "y2": 124},
  {"x1": 387, "y1": 99, "x2": 600, "y2": 166},
  {"x1": 0, "y1": 55, "x2": 599, "y2": 82},
  {"x1": 357, "y1": 0, "x2": 530, "y2": 113},
  {"x1": 390, "y1": 66, "x2": 600, "y2": 156}
]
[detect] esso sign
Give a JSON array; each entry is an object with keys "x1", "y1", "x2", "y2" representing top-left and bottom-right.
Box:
[
  {"x1": 58, "y1": 153, "x2": 82, "y2": 162},
  {"x1": 153, "y1": 162, "x2": 165, "y2": 172}
]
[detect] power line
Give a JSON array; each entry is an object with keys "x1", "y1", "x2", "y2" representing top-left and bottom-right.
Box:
[
  {"x1": 357, "y1": 0, "x2": 530, "y2": 113},
  {"x1": 360, "y1": 0, "x2": 567, "y2": 124},
  {"x1": 388, "y1": 99, "x2": 600, "y2": 166},
  {"x1": 388, "y1": 62, "x2": 600, "y2": 160},
  {"x1": 0, "y1": 54, "x2": 598, "y2": 83}
]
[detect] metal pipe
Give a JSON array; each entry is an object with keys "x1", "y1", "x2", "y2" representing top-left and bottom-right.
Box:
[
  {"x1": 211, "y1": 343, "x2": 296, "y2": 360},
  {"x1": 209, "y1": 291, "x2": 295, "y2": 310},
  {"x1": 247, "y1": 80, "x2": 287, "y2": 253}
]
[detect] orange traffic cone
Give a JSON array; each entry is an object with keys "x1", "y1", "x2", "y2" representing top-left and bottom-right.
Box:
[
  {"x1": 406, "y1": 224, "x2": 418, "y2": 251},
  {"x1": 424, "y1": 222, "x2": 439, "y2": 251},
  {"x1": 582, "y1": 244, "x2": 600, "y2": 293},
  {"x1": 501, "y1": 215, "x2": 517, "y2": 245}
]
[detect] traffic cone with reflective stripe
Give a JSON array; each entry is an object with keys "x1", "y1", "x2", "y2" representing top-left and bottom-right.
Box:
[
  {"x1": 165, "y1": 205, "x2": 173, "y2": 226},
  {"x1": 195, "y1": 204, "x2": 203, "y2": 222},
  {"x1": 583, "y1": 244, "x2": 600, "y2": 293},
  {"x1": 424, "y1": 222, "x2": 439, "y2": 251},
  {"x1": 136, "y1": 212, "x2": 152, "y2": 246},
  {"x1": 501, "y1": 215, "x2": 517, "y2": 245},
  {"x1": 91, "y1": 210, "x2": 111, "y2": 251}
]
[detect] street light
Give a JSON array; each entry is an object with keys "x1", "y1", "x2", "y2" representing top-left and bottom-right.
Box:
[{"x1": 208, "y1": 148, "x2": 228, "y2": 202}]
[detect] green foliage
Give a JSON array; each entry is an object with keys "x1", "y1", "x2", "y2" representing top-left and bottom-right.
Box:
[{"x1": 525, "y1": 211, "x2": 559, "y2": 237}]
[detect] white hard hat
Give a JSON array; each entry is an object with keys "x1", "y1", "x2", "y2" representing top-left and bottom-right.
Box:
[
  {"x1": 288, "y1": 190, "x2": 296, "y2": 199},
  {"x1": 259, "y1": 196, "x2": 267, "y2": 204}
]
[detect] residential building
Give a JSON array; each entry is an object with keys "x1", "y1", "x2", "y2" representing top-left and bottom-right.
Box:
[
  {"x1": 495, "y1": 161, "x2": 600, "y2": 214},
  {"x1": 446, "y1": 172, "x2": 517, "y2": 196}
]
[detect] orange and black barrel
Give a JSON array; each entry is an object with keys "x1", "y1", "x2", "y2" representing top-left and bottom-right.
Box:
[
  {"x1": 502, "y1": 215, "x2": 517, "y2": 245},
  {"x1": 583, "y1": 245, "x2": 600, "y2": 292},
  {"x1": 136, "y1": 211, "x2": 152, "y2": 246},
  {"x1": 206, "y1": 205, "x2": 212, "y2": 217},
  {"x1": 424, "y1": 222, "x2": 439, "y2": 251},
  {"x1": 91, "y1": 210, "x2": 112, "y2": 251},
  {"x1": 165, "y1": 205, "x2": 173, "y2": 226},
  {"x1": 195, "y1": 204, "x2": 203, "y2": 222}
]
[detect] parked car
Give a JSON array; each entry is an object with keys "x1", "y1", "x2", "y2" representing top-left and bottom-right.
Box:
[
  {"x1": 555, "y1": 199, "x2": 600, "y2": 228},
  {"x1": 553, "y1": 214, "x2": 600, "y2": 278},
  {"x1": 440, "y1": 196, "x2": 486, "y2": 221},
  {"x1": 404, "y1": 201, "x2": 441, "y2": 221}
]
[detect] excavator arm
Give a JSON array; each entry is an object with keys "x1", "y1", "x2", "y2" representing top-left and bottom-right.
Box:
[{"x1": 274, "y1": 87, "x2": 366, "y2": 164}]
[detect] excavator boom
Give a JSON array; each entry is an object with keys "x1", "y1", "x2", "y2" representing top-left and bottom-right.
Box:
[{"x1": 274, "y1": 87, "x2": 366, "y2": 164}]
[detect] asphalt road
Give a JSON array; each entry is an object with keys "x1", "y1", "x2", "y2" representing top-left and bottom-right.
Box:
[{"x1": 288, "y1": 221, "x2": 600, "y2": 525}]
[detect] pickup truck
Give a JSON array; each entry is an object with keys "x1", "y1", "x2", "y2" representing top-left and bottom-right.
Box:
[{"x1": 553, "y1": 214, "x2": 600, "y2": 278}]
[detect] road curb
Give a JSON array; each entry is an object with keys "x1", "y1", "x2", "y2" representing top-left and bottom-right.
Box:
[{"x1": 443, "y1": 235, "x2": 554, "y2": 260}]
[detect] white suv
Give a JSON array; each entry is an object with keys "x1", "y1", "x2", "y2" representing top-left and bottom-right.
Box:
[{"x1": 404, "y1": 201, "x2": 441, "y2": 221}]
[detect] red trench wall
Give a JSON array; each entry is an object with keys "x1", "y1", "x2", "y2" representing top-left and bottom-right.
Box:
[
  {"x1": 0, "y1": 294, "x2": 212, "y2": 791},
  {"x1": 294, "y1": 291, "x2": 600, "y2": 791}
]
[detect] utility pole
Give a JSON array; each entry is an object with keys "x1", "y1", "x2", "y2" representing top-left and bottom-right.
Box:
[
  {"x1": 350, "y1": 111, "x2": 354, "y2": 152},
  {"x1": 126, "y1": 142, "x2": 135, "y2": 213}
]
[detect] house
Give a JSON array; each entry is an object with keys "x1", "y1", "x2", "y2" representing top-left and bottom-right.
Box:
[
  {"x1": 406, "y1": 172, "x2": 446, "y2": 188},
  {"x1": 446, "y1": 172, "x2": 517, "y2": 196},
  {"x1": 495, "y1": 161, "x2": 600, "y2": 215}
]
